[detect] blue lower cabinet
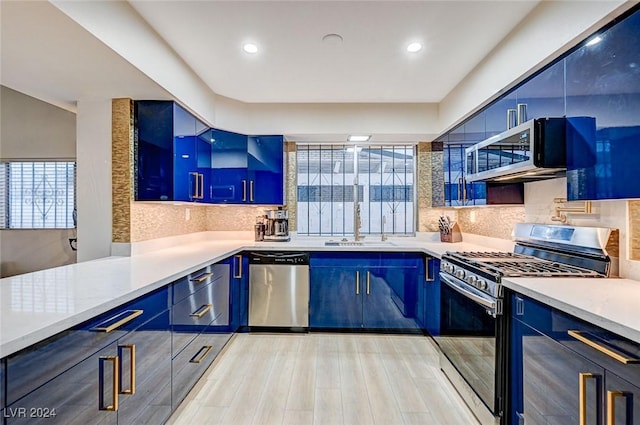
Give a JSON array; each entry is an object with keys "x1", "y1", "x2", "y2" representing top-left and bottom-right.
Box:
[
  {"x1": 310, "y1": 266, "x2": 361, "y2": 328},
  {"x1": 225, "y1": 254, "x2": 249, "y2": 331},
  {"x1": 171, "y1": 331, "x2": 227, "y2": 410},
  {"x1": 4, "y1": 308, "x2": 172, "y2": 425},
  {"x1": 415, "y1": 256, "x2": 440, "y2": 333},
  {"x1": 510, "y1": 292, "x2": 640, "y2": 425},
  {"x1": 111, "y1": 310, "x2": 172, "y2": 425},
  {"x1": 5, "y1": 342, "x2": 120, "y2": 425},
  {"x1": 309, "y1": 253, "x2": 420, "y2": 330}
]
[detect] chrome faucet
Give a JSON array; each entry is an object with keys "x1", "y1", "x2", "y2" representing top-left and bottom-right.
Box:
[
  {"x1": 381, "y1": 215, "x2": 387, "y2": 241},
  {"x1": 354, "y1": 203, "x2": 363, "y2": 241}
]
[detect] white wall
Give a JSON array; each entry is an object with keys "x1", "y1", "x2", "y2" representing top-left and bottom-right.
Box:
[
  {"x1": 0, "y1": 86, "x2": 77, "y2": 277},
  {"x1": 76, "y1": 100, "x2": 112, "y2": 262},
  {"x1": 0, "y1": 86, "x2": 75, "y2": 159}
]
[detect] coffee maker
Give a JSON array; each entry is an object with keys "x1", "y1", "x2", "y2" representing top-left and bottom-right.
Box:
[{"x1": 264, "y1": 207, "x2": 290, "y2": 242}]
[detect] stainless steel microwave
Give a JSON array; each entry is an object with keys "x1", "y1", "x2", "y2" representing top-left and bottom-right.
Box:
[{"x1": 465, "y1": 117, "x2": 572, "y2": 183}]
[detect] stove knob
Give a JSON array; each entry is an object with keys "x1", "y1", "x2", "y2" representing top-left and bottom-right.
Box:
[
  {"x1": 477, "y1": 279, "x2": 487, "y2": 290},
  {"x1": 466, "y1": 276, "x2": 477, "y2": 286},
  {"x1": 455, "y1": 269, "x2": 466, "y2": 279}
]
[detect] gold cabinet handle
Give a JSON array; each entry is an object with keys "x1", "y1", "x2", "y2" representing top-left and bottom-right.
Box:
[
  {"x1": 568, "y1": 330, "x2": 640, "y2": 364},
  {"x1": 242, "y1": 180, "x2": 247, "y2": 201},
  {"x1": 234, "y1": 254, "x2": 243, "y2": 278},
  {"x1": 425, "y1": 258, "x2": 434, "y2": 282},
  {"x1": 93, "y1": 310, "x2": 143, "y2": 333},
  {"x1": 99, "y1": 355, "x2": 119, "y2": 411},
  {"x1": 118, "y1": 345, "x2": 135, "y2": 395},
  {"x1": 199, "y1": 173, "x2": 204, "y2": 199},
  {"x1": 190, "y1": 272, "x2": 213, "y2": 284},
  {"x1": 190, "y1": 304, "x2": 212, "y2": 318},
  {"x1": 190, "y1": 345, "x2": 213, "y2": 364},
  {"x1": 607, "y1": 390, "x2": 630, "y2": 425},
  {"x1": 250, "y1": 180, "x2": 254, "y2": 202},
  {"x1": 355, "y1": 271, "x2": 360, "y2": 295},
  {"x1": 366, "y1": 271, "x2": 371, "y2": 295},
  {"x1": 579, "y1": 372, "x2": 600, "y2": 425},
  {"x1": 457, "y1": 177, "x2": 462, "y2": 202}
]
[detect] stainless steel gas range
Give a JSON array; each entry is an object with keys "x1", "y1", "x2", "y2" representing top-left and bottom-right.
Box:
[{"x1": 435, "y1": 223, "x2": 612, "y2": 425}]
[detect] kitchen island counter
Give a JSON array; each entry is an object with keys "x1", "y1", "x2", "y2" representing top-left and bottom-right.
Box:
[{"x1": 0, "y1": 232, "x2": 492, "y2": 358}]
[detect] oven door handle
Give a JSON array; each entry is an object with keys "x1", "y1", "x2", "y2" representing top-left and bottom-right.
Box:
[{"x1": 440, "y1": 273, "x2": 496, "y2": 312}]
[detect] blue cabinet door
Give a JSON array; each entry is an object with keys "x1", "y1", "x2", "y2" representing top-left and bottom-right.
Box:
[
  {"x1": 515, "y1": 59, "x2": 565, "y2": 121},
  {"x1": 135, "y1": 101, "x2": 174, "y2": 201},
  {"x1": 248, "y1": 135, "x2": 284, "y2": 205},
  {"x1": 5, "y1": 342, "x2": 120, "y2": 425},
  {"x1": 565, "y1": 10, "x2": 640, "y2": 200},
  {"x1": 510, "y1": 317, "x2": 604, "y2": 425},
  {"x1": 225, "y1": 254, "x2": 249, "y2": 331},
  {"x1": 112, "y1": 310, "x2": 172, "y2": 425},
  {"x1": 210, "y1": 129, "x2": 249, "y2": 203},
  {"x1": 309, "y1": 266, "x2": 361, "y2": 328},
  {"x1": 362, "y1": 267, "x2": 418, "y2": 329},
  {"x1": 424, "y1": 258, "x2": 440, "y2": 336}
]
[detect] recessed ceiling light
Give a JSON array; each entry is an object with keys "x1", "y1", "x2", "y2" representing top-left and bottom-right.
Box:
[
  {"x1": 348, "y1": 135, "x2": 370, "y2": 142},
  {"x1": 243, "y1": 43, "x2": 258, "y2": 53},
  {"x1": 407, "y1": 42, "x2": 422, "y2": 53},
  {"x1": 585, "y1": 36, "x2": 602, "y2": 47}
]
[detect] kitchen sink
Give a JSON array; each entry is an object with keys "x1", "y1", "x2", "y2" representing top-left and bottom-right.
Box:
[{"x1": 324, "y1": 240, "x2": 396, "y2": 247}]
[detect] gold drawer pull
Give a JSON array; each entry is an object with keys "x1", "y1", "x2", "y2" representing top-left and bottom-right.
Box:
[
  {"x1": 366, "y1": 271, "x2": 371, "y2": 295},
  {"x1": 190, "y1": 304, "x2": 212, "y2": 318},
  {"x1": 99, "y1": 356, "x2": 119, "y2": 411},
  {"x1": 568, "y1": 330, "x2": 640, "y2": 364},
  {"x1": 190, "y1": 272, "x2": 213, "y2": 284},
  {"x1": 93, "y1": 310, "x2": 143, "y2": 333},
  {"x1": 118, "y1": 344, "x2": 136, "y2": 395},
  {"x1": 190, "y1": 345, "x2": 213, "y2": 364},
  {"x1": 355, "y1": 271, "x2": 360, "y2": 295}
]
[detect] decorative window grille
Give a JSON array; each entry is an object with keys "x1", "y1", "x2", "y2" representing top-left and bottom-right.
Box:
[
  {"x1": 296, "y1": 145, "x2": 415, "y2": 236},
  {"x1": 0, "y1": 161, "x2": 76, "y2": 229}
]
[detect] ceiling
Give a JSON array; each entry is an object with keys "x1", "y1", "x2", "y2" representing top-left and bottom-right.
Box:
[
  {"x1": 1, "y1": 0, "x2": 540, "y2": 111},
  {"x1": 128, "y1": 0, "x2": 540, "y2": 103}
]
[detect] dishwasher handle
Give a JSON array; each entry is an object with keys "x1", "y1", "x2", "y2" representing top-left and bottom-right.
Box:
[{"x1": 248, "y1": 252, "x2": 309, "y2": 265}]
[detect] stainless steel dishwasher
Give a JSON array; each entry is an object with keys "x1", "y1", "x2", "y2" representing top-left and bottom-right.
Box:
[{"x1": 248, "y1": 252, "x2": 310, "y2": 328}]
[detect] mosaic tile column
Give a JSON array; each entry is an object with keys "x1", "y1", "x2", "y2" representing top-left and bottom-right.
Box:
[
  {"x1": 285, "y1": 141, "x2": 297, "y2": 232},
  {"x1": 111, "y1": 98, "x2": 134, "y2": 243},
  {"x1": 417, "y1": 141, "x2": 446, "y2": 232}
]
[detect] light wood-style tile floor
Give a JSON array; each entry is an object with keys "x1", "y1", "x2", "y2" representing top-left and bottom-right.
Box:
[{"x1": 167, "y1": 333, "x2": 481, "y2": 425}]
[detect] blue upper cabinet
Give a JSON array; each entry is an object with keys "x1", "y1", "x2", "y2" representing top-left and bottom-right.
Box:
[
  {"x1": 210, "y1": 130, "x2": 284, "y2": 204},
  {"x1": 135, "y1": 101, "x2": 211, "y2": 202},
  {"x1": 516, "y1": 59, "x2": 565, "y2": 121},
  {"x1": 173, "y1": 103, "x2": 211, "y2": 202},
  {"x1": 443, "y1": 115, "x2": 489, "y2": 206},
  {"x1": 135, "y1": 101, "x2": 174, "y2": 201},
  {"x1": 485, "y1": 91, "x2": 517, "y2": 138},
  {"x1": 136, "y1": 101, "x2": 284, "y2": 204},
  {"x1": 565, "y1": 9, "x2": 640, "y2": 200},
  {"x1": 248, "y1": 135, "x2": 284, "y2": 205}
]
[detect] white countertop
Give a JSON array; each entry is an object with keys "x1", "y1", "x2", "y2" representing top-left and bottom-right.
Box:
[
  {"x1": 2, "y1": 232, "x2": 639, "y2": 357},
  {"x1": 502, "y1": 277, "x2": 640, "y2": 344}
]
